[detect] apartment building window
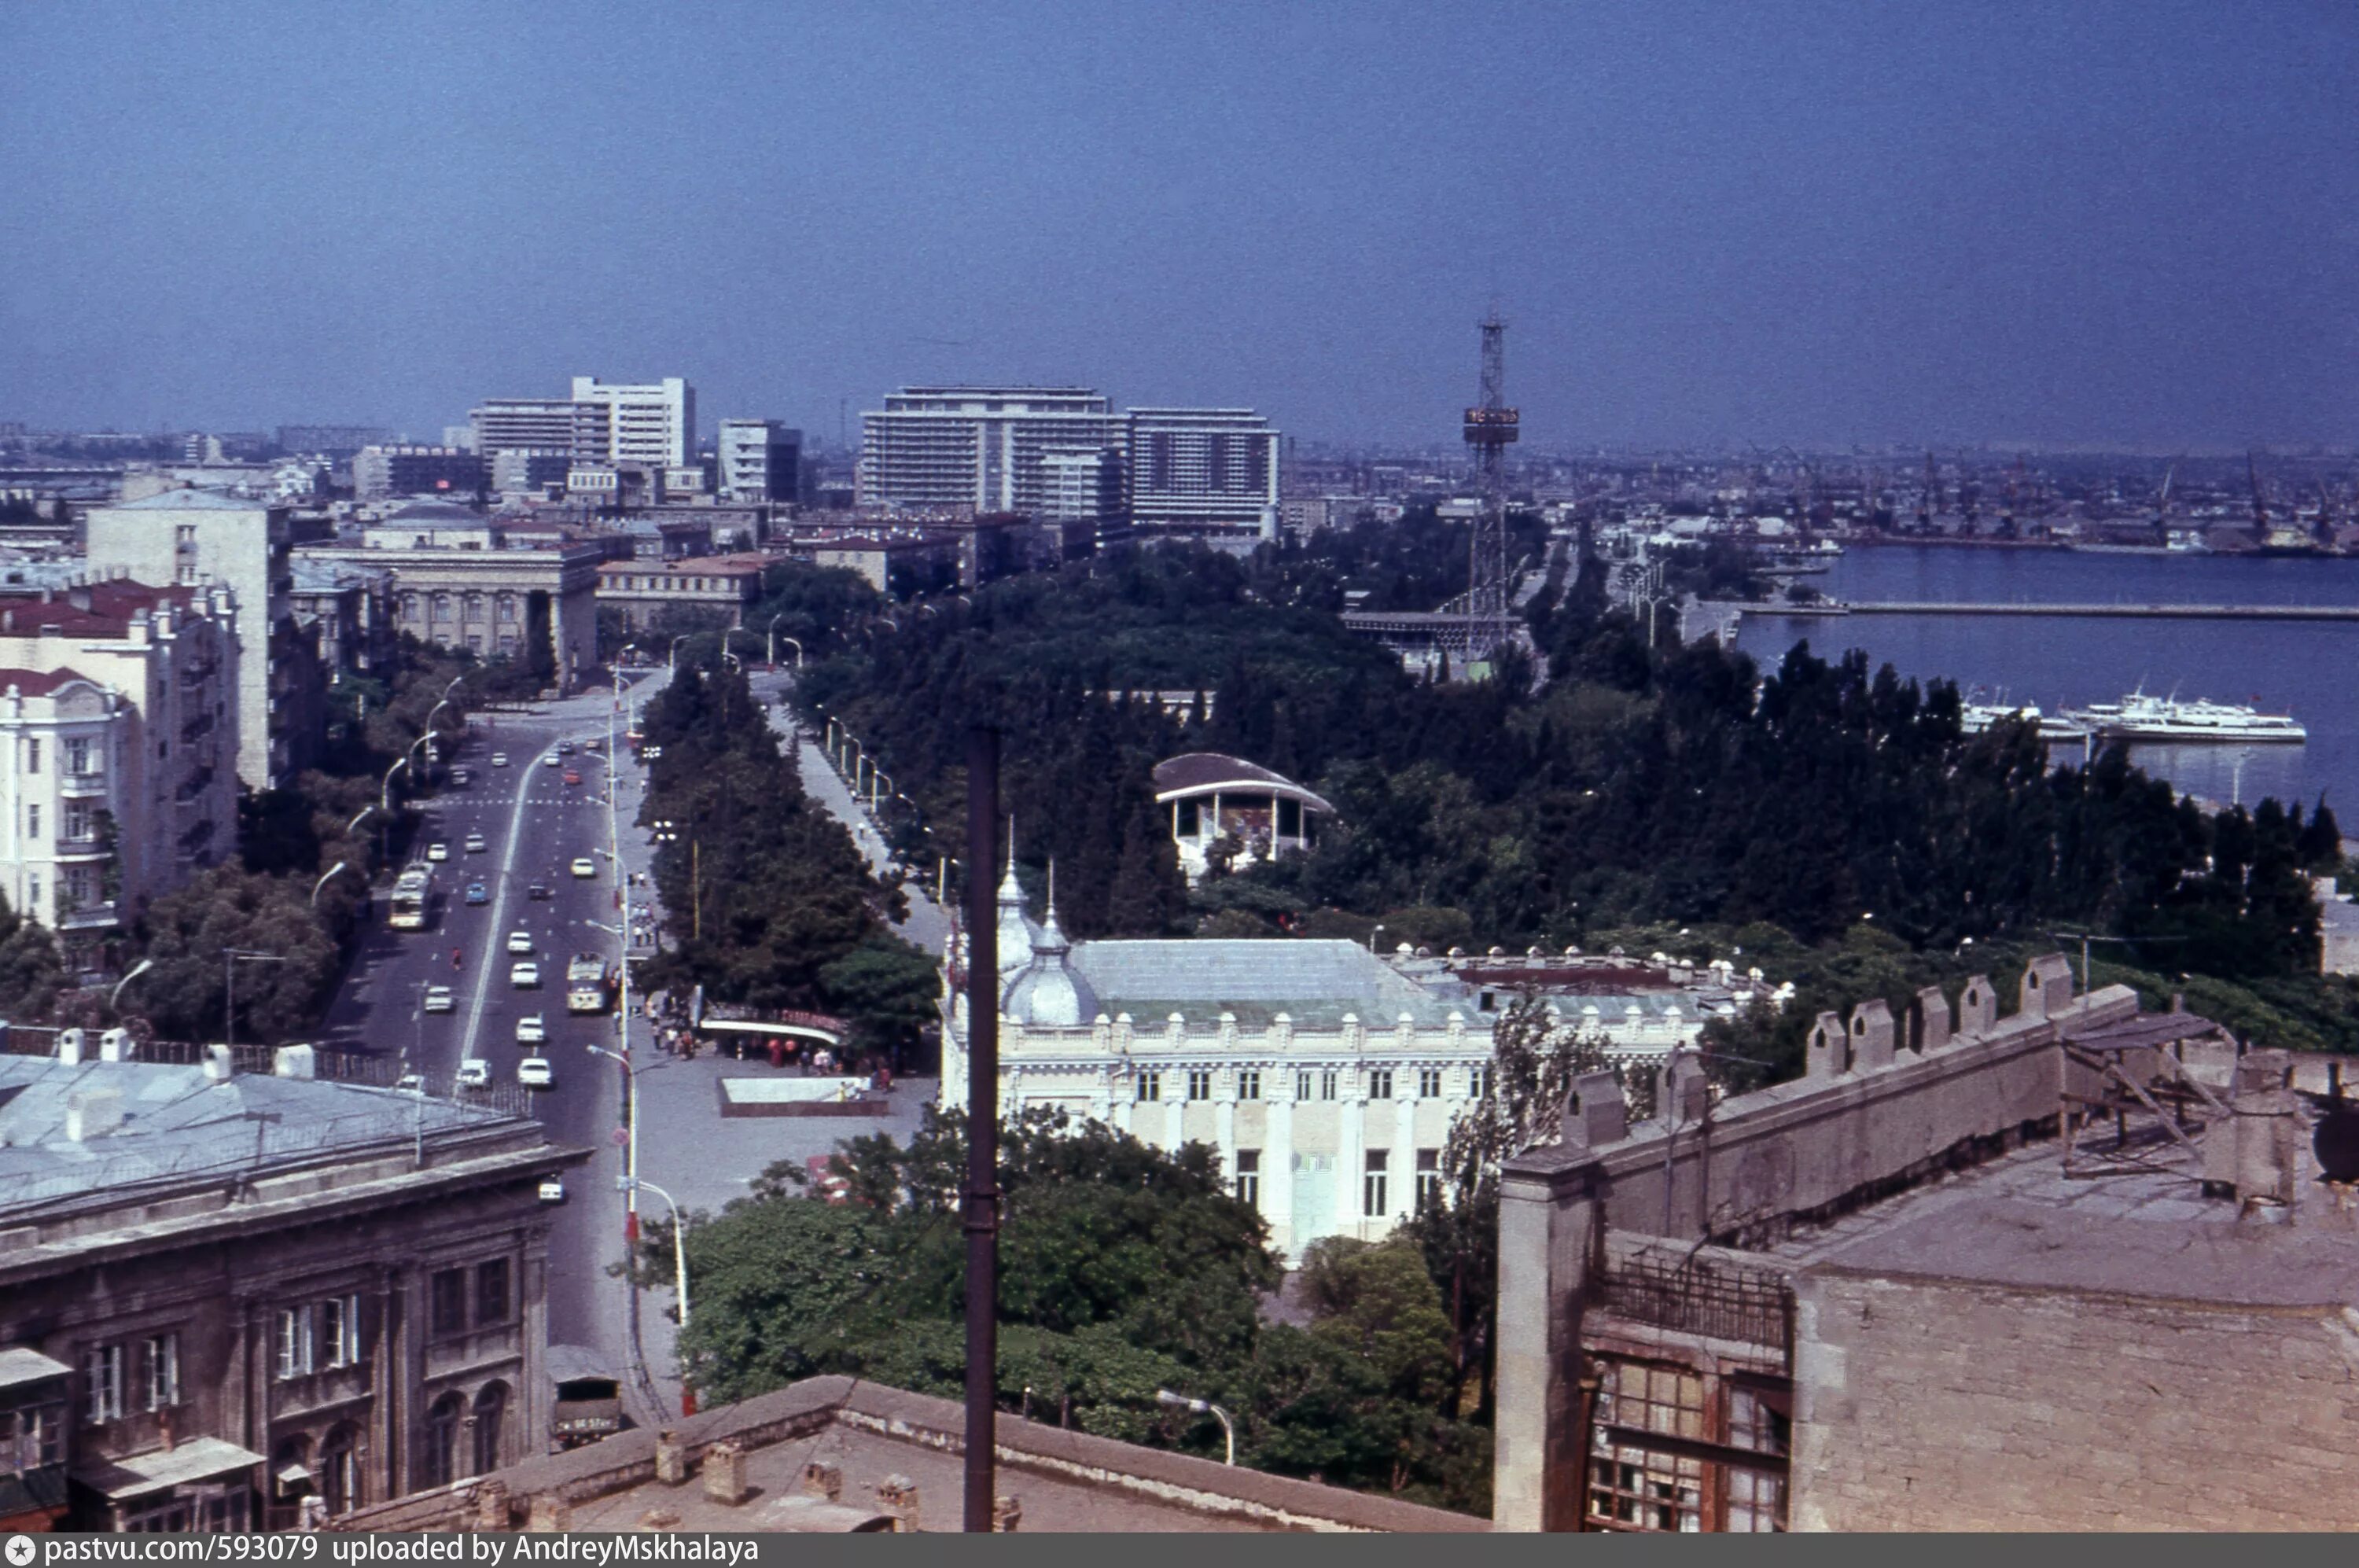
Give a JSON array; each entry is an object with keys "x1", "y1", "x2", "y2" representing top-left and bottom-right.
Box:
[
  {"x1": 142, "y1": 1333, "x2": 178, "y2": 1411},
  {"x1": 321, "y1": 1294, "x2": 362, "y2": 1368},
  {"x1": 64, "y1": 737, "x2": 93, "y2": 775},
  {"x1": 1236, "y1": 1069, "x2": 1260, "y2": 1102},
  {"x1": 429, "y1": 1268, "x2": 468, "y2": 1338},
  {"x1": 64, "y1": 801, "x2": 93, "y2": 842},
  {"x1": 1363, "y1": 1150, "x2": 1389, "y2": 1217},
  {"x1": 431, "y1": 594, "x2": 452, "y2": 622},
  {"x1": 25, "y1": 874, "x2": 39, "y2": 908},
  {"x1": 1415, "y1": 1148, "x2": 1443, "y2": 1210},
  {"x1": 276, "y1": 1306, "x2": 315, "y2": 1380},
  {"x1": 23, "y1": 738, "x2": 38, "y2": 775},
  {"x1": 83, "y1": 1343, "x2": 125, "y2": 1425},
  {"x1": 25, "y1": 804, "x2": 39, "y2": 841},
  {"x1": 1470, "y1": 1066, "x2": 1491, "y2": 1100},
  {"x1": 1321, "y1": 1069, "x2": 1338, "y2": 1101},
  {"x1": 1296, "y1": 1069, "x2": 1313, "y2": 1102},
  {"x1": 1135, "y1": 1071, "x2": 1161, "y2": 1103},
  {"x1": 1235, "y1": 1150, "x2": 1260, "y2": 1208},
  {"x1": 1368, "y1": 1068, "x2": 1393, "y2": 1101},
  {"x1": 477, "y1": 1258, "x2": 511, "y2": 1327},
  {"x1": 1186, "y1": 1069, "x2": 1213, "y2": 1102},
  {"x1": 1419, "y1": 1066, "x2": 1444, "y2": 1099},
  {"x1": 1725, "y1": 1387, "x2": 1791, "y2": 1533},
  {"x1": 2, "y1": 1401, "x2": 64, "y2": 1470}
]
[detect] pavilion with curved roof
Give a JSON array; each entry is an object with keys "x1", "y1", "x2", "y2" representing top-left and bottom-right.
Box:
[{"x1": 1151, "y1": 752, "x2": 1335, "y2": 882}]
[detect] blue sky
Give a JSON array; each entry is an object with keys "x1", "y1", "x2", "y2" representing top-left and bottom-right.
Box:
[{"x1": 4, "y1": 1, "x2": 2354, "y2": 451}]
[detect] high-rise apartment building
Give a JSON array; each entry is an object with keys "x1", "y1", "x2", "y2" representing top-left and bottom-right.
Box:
[
  {"x1": 858, "y1": 387, "x2": 1123, "y2": 514},
  {"x1": 1125, "y1": 409, "x2": 1281, "y2": 542},
  {"x1": 716, "y1": 419, "x2": 804, "y2": 503},
  {"x1": 569, "y1": 377, "x2": 694, "y2": 469},
  {"x1": 1039, "y1": 447, "x2": 1128, "y2": 549},
  {"x1": 351, "y1": 447, "x2": 487, "y2": 503},
  {"x1": 83, "y1": 491, "x2": 322, "y2": 793}
]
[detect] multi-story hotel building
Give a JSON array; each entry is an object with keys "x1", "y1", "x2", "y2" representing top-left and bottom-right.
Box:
[
  {"x1": 858, "y1": 388, "x2": 1124, "y2": 515},
  {"x1": 1126, "y1": 408, "x2": 1281, "y2": 543},
  {"x1": 466, "y1": 399, "x2": 579, "y2": 459},
  {"x1": 0, "y1": 580, "x2": 240, "y2": 937},
  {"x1": 570, "y1": 377, "x2": 694, "y2": 469}
]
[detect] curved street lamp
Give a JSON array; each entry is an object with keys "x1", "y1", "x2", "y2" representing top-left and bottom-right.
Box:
[
  {"x1": 1155, "y1": 1390, "x2": 1235, "y2": 1466},
  {"x1": 311, "y1": 860, "x2": 352, "y2": 907},
  {"x1": 381, "y1": 755, "x2": 409, "y2": 812},
  {"x1": 110, "y1": 958, "x2": 153, "y2": 1016},
  {"x1": 668, "y1": 635, "x2": 692, "y2": 672}
]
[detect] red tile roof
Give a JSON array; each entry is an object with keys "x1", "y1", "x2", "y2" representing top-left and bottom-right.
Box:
[
  {"x1": 0, "y1": 667, "x2": 95, "y2": 697},
  {"x1": 0, "y1": 581, "x2": 201, "y2": 639}
]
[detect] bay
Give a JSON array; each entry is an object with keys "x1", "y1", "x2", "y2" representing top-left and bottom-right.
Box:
[{"x1": 1732, "y1": 545, "x2": 2359, "y2": 815}]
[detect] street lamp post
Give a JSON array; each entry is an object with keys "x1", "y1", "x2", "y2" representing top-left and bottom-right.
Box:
[
  {"x1": 587, "y1": 1042, "x2": 640, "y2": 1245},
  {"x1": 110, "y1": 958, "x2": 153, "y2": 1017},
  {"x1": 381, "y1": 756, "x2": 408, "y2": 812},
  {"x1": 311, "y1": 860, "x2": 351, "y2": 907},
  {"x1": 1155, "y1": 1390, "x2": 1235, "y2": 1466},
  {"x1": 668, "y1": 635, "x2": 691, "y2": 672},
  {"x1": 624, "y1": 1178, "x2": 691, "y2": 1330}
]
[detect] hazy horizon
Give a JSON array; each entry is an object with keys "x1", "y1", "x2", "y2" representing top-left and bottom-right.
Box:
[{"x1": 6, "y1": 1, "x2": 2354, "y2": 453}]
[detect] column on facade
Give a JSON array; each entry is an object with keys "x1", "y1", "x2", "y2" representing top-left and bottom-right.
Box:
[
  {"x1": 1394, "y1": 1090, "x2": 1419, "y2": 1226},
  {"x1": 1264, "y1": 1073, "x2": 1295, "y2": 1256},
  {"x1": 1215, "y1": 1078, "x2": 1237, "y2": 1182},
  {"x1": 1337, "y1": 1078, "x2": 1366, "y2": 1244}
]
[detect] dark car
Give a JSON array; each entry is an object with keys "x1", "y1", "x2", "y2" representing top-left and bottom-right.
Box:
[
  {"x1": 527, "y1": 883, "x2": 553, "y2": 901},
  {"x1": 465, "y1": 881, "x2": 490, "y2": 906}
]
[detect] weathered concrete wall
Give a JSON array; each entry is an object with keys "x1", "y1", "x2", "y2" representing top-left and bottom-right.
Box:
[
  {"x1": 1491, "y1": 959, "x2": 2138, "y2": 1530},
  {"x1": 1792, "y1": 1272, "x2": 2359, "y2": 1531}
]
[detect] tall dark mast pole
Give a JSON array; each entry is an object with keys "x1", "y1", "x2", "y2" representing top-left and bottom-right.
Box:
[{"x1": 962, "y1": 726, "x2": 1001, "y2": 1531}]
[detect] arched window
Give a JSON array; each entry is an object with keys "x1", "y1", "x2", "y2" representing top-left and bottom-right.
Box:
[
  {"x1": 472, "y1": 1382, "x2": 507, "y2": 1477},
  {"x1": 462, "y1": 592, "x2": 485, "y2": 621},
  {"x1": 400, "y1": 594, "x2": 421, "y2": 623},
  {"x1": 431, "y1": 594, "x2": 453, "y2": 622},
  {"x1": 421, "y1": 1392, "x2": 463, "y2": 1488},
  {"x1": 496, "y1": 593, "x2": 518, "y2": 623},
  {"x1": 321, "y1": 1423, "x2": 362, "y2": 1517}
]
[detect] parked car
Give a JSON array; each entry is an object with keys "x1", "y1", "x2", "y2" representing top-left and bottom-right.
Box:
[
  {"x1": 426, "y1": 841, "x2": 450, "y2": 862},
  {"x1": 510, "y1": 960, "x2": 542, "y2": 988},
  {"x1": 570, "y1": 857, "x2": 596, "y2": 878},
  {"x1": 423, "y1": 985, "x2": 455, "y2": 1014},
  {"x1": 507, "y1": 929, "x2": 535, "y2": 955},
  {"x1": 464, "y1": 881, "x2": 490, "y2": 906},
  {"x1": 517, "y1": 1055, "x2": 554, "y2": 1089},
  {"x1": 457, "y1": 1058, "x2": 491, "y2": 1090},
  {"x1": 515, "y1": 1012, "x2": 547, "y2": 1044}
]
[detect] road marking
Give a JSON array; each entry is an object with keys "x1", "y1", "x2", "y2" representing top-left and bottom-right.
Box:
[{"x1": 456, "y1": 743, "x2": 544, "y2": 1066}]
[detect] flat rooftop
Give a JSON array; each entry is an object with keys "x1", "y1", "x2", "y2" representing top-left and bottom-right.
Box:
[{"x1": 1766, "y1": 1110, "x2": 2359, "y2": 1309}]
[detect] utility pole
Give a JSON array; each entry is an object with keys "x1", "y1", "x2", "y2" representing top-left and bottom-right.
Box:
[{"x1": 962, "y1": 727, "x2": 1001, "y2": 1532}]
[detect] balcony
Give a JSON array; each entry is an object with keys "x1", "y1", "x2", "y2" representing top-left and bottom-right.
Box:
[
  {"x1": 60, "y1": 901, "x2": 120, "y2": 932},
  {"x1": 58, "y1": 769, "x2": 108, "y2": 796}
]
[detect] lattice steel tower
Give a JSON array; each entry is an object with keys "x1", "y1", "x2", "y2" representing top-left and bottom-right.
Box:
[{"x1": 1462, "y1": 311, "x2": 1518, "y2": 657}]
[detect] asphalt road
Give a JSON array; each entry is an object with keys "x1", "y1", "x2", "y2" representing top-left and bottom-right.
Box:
[{"x1": 318, "y1": 672, "x2": 668, "y2": 1426}]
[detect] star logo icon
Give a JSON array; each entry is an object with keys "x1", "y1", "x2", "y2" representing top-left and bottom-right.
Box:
[{"x1": 6, "y1": 1534, "x2": 36, "y2": 1567}]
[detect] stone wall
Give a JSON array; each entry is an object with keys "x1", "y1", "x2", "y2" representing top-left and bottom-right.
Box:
[{"x1": 1793, "y1": 1272, "x2": 2359, "y2": 1530}]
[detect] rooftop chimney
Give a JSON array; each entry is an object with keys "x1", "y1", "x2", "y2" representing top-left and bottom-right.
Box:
[
  {"x1": 55, "y1": 1027, "x2": 86, "y2": 1065},
  {"x1": 701, "y1": 1441, "x2": 748, "y2": 1507},
  {"x1": 202, "y1": 1045, "x2": 234, "y2": 1083},
  {"x1": 66, "y1": 1088, "x2": 124, "y2": 1142},
  {"x1": 653, "y1": 1431, "x2": 686, "y2": 1486},
  {"x1": 272, "y1": 1043, "x2": 315, "y2": 1080}
]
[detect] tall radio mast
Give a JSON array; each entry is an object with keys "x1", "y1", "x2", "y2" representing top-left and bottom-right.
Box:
[{"x1": 1462, "y1": 312, "x2": 1518, "y2": 659}]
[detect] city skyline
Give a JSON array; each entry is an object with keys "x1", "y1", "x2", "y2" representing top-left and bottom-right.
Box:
[{"x1": 6, "y1": 3, "x2": 2356, "y2": 452}]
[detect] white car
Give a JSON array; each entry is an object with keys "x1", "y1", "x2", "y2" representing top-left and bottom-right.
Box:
[
  {"x1": 422, "y1": 985, "x2": 455, "y2": 1014},
  {"x1": 465, "y1": 832, "x2": 488, "y2": 854},
  {"x1": 396, "y1": 1073, "x2": 426, "y2": 1096},
  {"x1": 426, "y1": 841, "x2": 450, "y2": 862},
  {"x1": 543, "y1": 753, "x2": 562, "y2": 769},
  {"x1": 570, "y1": 857, "x2": 597, "y2": 878},
  {"x1": 506, "y1": 929, "x2": 535, "y2": 955},
  {"x1": 537, "y1": 1176, "x2": 566, "y2": 1204},
  {"x1": 491, "y1": 752, "x2": 510, "y2": 767},
  {"x1": 510, "y1": 961, "x2": 542, "y2": 988},
  {"x1": 456, "y1": 1058, "x2": 491, "y2": 1090},
  {"x1": 515, "y1": 1013, "x2": 547, "y2": 1045},
  {"x1": 517, "y1": 1055, "x2": 553, "y2": 1089}
]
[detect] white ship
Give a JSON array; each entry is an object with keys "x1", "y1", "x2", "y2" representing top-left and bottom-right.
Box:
[
  {"x1": 1960, "y1": 701, "x2": 2088, "y2": 742},
  {"x1": 2065, "y1": 690, "x2": 2306, "y2": 744}
]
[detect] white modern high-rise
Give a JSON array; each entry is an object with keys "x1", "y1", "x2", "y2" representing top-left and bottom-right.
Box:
[
  {"x1": 1126, "y1": 408, "x2": 1280, "y2": 542},
  {"x1": 716, "y1": 419, "x2": 804, "y2": 503},
  {"x1": 570, "y1": 377, "x2": 695, "y2": 468},
  {"x1": 858, "y1": 387, "x2": 1123, "y2": 514},
  {"x1": 469, "y1": 398, "x2": 579, "y2": 458}
]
